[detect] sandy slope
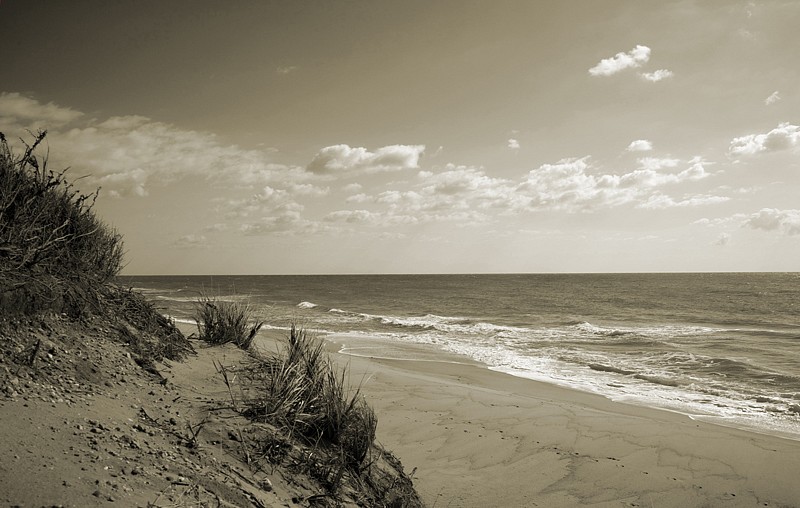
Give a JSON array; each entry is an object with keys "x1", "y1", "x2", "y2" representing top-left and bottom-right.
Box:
[{"x1": 0, "y1": 319, "x2": 343, "y2": 507}]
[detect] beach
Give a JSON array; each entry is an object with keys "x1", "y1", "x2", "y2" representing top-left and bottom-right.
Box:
[
  {"x1": 3, "y1": 317, "x2": 799, "y2": 507},
  {"x1": 322, "y1": 335, "x2": 800, "y2": 507}
]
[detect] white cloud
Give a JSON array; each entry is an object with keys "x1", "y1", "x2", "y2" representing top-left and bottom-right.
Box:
[
  {"x1": 276, "y1": 66, "x2": 298, "y2": 75},
  {"x1": 225, "y1": 186, "x2": 304, "y2": 219},
  {"x1": 342, "y1": 183, "x2": 362, "y2": 193},
  {"x1": 307, "y1": 144, "x2": 425, "y2": 175},
  {"x1": 519, "y1": 156, "x2": 716, "y2": 211},
  {"x1": 626, "y1": 139, "x2": 653, "y2": 152},
  {"x1": 0, "y1": 92, "x2": 83, "y2": 130},
  {"x1": 636, "y1": 156, "x2": 680, "y2": 171},
  {"x1": 507, "y1": 138, "x2": 520, "y2": 150},
  {"x1": 729, "y1": 122, "x2": 800, "y2": 156},
  {"x1": 589, "y1": 45, "x2": 651, "y2": 77},
  {"x1": 639, "y1": 69, "x2": 674, "y2": 82},
  {"x1": 356, "y1": 165, "x2": 521, "y2": 226},
  {"x1": 345, "y1": 193, "x2": 371, "y2": 203},
  {"x1": 764, "y1": 91, "x2": 781, "y2": 105},
  {"x1": 743, "y1": 208, "x2": 800, "y2": 235},
  {"x1": 638, "y1": 193, "x2": 730, "y2": 210}
]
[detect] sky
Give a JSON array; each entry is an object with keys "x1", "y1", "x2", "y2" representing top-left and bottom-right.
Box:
[{"x1": 1, "y1": 0, "x2": 799, "y2": 274}]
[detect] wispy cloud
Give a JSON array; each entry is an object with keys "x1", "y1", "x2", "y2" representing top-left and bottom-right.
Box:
[
  {"x1": 241, "y1": 212, "x2": 325, "y2": 236},
  {"x1": 714, "y1": 232, "x2": 731, "y2": 246},
  {"x1": 639, "y1": 69, "x2": 673, "y2": 82},
  {"x1": 323, "y1": 209, "x2": 382, "y2": 225},
  {"x1": 589, "y1": 45, "x2": 650, "y2": 77},
  {"x1": 626, "y1": 139, "x2": 653, "y2": 152},
  {"x1": 764, "y1": 91, "x2": 781, "y2": 105},
  {"x1": 276, "y1": 66, "x2": 298, "y2": 75},
  {"x1": 172, "y1": 234, "x2": 210, "y2": 249},
  {"x1": 729, "y1": 122, "x2": 800, "y2": 156},
  {"x1": 507, "y1": 138, "x2": 520, "y2": 150},
  {"x1": 638, "y1": 193, "x2": 729, "y2": 210},
  {"x1": 0, "y1": 92, "x2": 83, "y2": 129},
  {"x1": 307, "y1": 144, "x2": 425, "y2": 175},
  {"x1": 0, "y1": 93, "x2": 315, "y2": 198}
]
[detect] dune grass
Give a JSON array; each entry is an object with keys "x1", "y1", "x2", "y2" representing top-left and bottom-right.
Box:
[
  {"x1": 194, "y1": 294, "x2": 264, "y2": 350},
  {"x1": 245, "y1": 325, "x2": 377, "y2": 476},
  {"x1": 235, "y1": 327, "x2": 424, "y2": 505},
  {"x1": 0, "y1": 130, "x2": 124, "y2": 316},
  {"x1": 0, "y1": 130, "x2": 123, "y2": 282},
  {"x1": 0, "y1": 129, "x2": 192, "y2": 362}
]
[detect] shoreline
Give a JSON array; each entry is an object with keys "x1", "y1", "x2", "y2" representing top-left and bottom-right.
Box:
[
  {"x1": 309, "y1": 332, "x2": 800, "y2": 507},
  {"x1": 324, "y1": 331, "x2": 800, "y2": 444}
]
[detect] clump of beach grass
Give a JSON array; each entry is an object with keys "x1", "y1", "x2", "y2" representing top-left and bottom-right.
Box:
[
  {"x1": 209, "y1": 328, "x2": 421, "y2": 504},
  {"x1": 245, "y1": 325, "x2": 377, "y2": 477},
  {"x1": 194, "y1": 294, "x2": 263, "y2": 350}
]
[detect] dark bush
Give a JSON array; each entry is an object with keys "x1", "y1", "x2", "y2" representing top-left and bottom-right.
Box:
[{"x1": 0, "y1": 131, "x2": 124, "y2": 316}]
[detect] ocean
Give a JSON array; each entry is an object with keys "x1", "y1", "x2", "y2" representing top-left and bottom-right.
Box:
[{"x1": 118, "y1": 273, "x2": 800, "y2": 440}]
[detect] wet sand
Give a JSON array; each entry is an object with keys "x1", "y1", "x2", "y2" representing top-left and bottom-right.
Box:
[{"x1": 324, "y1": 339, "x2": 800, "y2": 507}]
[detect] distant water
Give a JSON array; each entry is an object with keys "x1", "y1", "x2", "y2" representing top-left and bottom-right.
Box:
[{"x1": 118, "y1": 273, "x2": 800, "y2": 440}]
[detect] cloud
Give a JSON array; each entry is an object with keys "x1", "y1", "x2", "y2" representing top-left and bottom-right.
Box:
[
  {"x1": 729, "y1": 122, "x2": 800, "y2": 156},
  {"x1": 307, "y1": 144, "x2": 425, "y2": 175},
  {"x1": 360, "y1": 165, "x2": 520, "y2": 225},
  {"x1": 714, "y1": 233, "x2": 731, "y2": 246},
  {"x1": 519, "y1": 156, "x2": 716, "y2": 211},
  {"x1": 224, "y1": 186, "x2": 305, "y2": 220},
  {"x1": 323, "y1": 209, "x2": 382, "y2": 225},
  {"x1": 764, "y1": 91, "x2": 781, "y2": 105},
  {"x1": 636, "y1": 156, "x2": 679, "y2": 171},
  {"x1": 347, "y1": 155, "x2": 718, "y2": 220},
  {"x1": 241, "y1": 210, "x2": 325, "y2": 236},
  {"x1": 743, "y1": 208, "x2": 800, "y2": 235},
  {"x1": 276, "y1": 66, "x2": 298, "y2": 75},
  {"x1": 54, "y1": 116, "x2": 301, "y2": 196},
  {"x1": 639, "y1": 69, "x2": 673, "y2": 82},
  {"x1": 638, "y1": 193, "x2": 730, "y2": 210},
  {"x1": 589, "y1": 45, "x2": 651, "y2": 77},
  {"x1": 0, "y1": 93, "x2": 323, "y2": 199},
  {"x1": 626, "y1": 139, "x2": 653, "y2": 152},
  {"x1": 507, "y1": 138, "x2": 520, "y2": 150},
  {"x1": 345, "y1": 193, "x2": 371, "y2": 203},
  {"x1": 172, "y1": 234, "x2": 210, "y2": 249},
  {"x1": 0, "y1": 92, "x2": 83, "y2": 130}
]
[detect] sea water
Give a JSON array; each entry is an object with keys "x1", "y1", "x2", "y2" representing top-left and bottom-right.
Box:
[{"x1": 119, "y1": 273, "x2": 800, "y2": 440}]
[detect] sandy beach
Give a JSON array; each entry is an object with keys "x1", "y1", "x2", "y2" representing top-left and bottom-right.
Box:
[
  {"x1": 3, "y1": 320, "x2": 799, "y2": 507},
  {"x1": 323, "y1": 336, "x2": 800, "y2": 507}
]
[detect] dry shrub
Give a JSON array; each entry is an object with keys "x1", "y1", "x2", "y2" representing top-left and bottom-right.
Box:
[{"x1": 0, "y1": 131, "x2": 123, "y2": 282}]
